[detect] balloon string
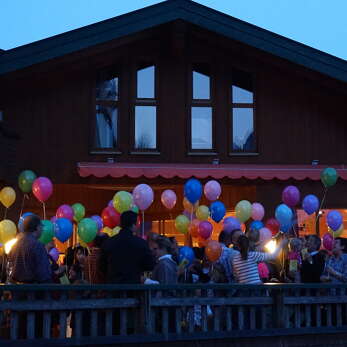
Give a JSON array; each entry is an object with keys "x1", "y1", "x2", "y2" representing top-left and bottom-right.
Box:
[
  {"x1": 43, "y1": 202, "x2": 46, "y2": 220},
  {"x1": 316, "y1": 187, "x2": 328, "y2": 223},
  {"x1": 19, "y1": 194, "x2": 29, "y2": 218},
  {"x1": 142, "y1": 211, "x2": 145, "y2": 238},
  {"x1": 4, "y1": 208, "x2": 7, "y2": 220}
]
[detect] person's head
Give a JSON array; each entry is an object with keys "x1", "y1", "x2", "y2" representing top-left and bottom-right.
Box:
[
  {"x1": 152, "y1": 236, "x2": 173, "y2": 259},
  {"x1": 74, "y1": 246, "x2": 88, "y2": 265},
  {"x1": 219, "y1": 230, "x2": 232, "y2": 247},
  {"x1": 246, "y1": 228, "x2": 260, "y2": 244},
  {"x1": 231, "y1": 229, "x2": 243, "y2": 246},
  {"x1": 120, "y1": 211, "x2": 138, "y2": 231},
  {"x1": 168, "y1": 237, "x2": 179, "y2": 254},
  {"x1": 92, "y1": 235, "x2": 106, "y2": 248},
  {"x1": 69, "y1": 264, "x2": 82, "y2": 281},
  {"x1": 23, "y1": 214, "x2": 42, "y2": 239},
  {"x1": 333, "y1": 238, "x2": 346, "y2": 256},
  {"x1": 307, "y1": 235, "x2": 321, "y2": 252},
  {"x1": 289, "y1": 238, "x2": 303, "y2": 253},
  {"x1": 238, "y1": 235, "x2": 249, "y2": 261}
]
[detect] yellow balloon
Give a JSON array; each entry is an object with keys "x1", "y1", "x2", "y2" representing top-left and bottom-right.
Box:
[
  {"x1": 196, "y1": 205, "x2": 210, "y2": 221},
  {"x1": 113, "y1": 191, "x2": 133, "y2": 214},
  {"x1": 0, "y1": 187, "x2": 16, "y2": 208},
  {"x1": 175, "y1": 215, "x2": 190, "y2": 234},
  {"x1": 0, "y1": 219, "x2": 17, "y2": 244},
  {"x1": 183, "y1": 197, "x2": 199, "y2": 213},
  {"x1": 113, "y1": 226, "x2": 121, "y2": 236},
  {"x1": 328, "y1": 225, "x2": 344, "y2": 238}
]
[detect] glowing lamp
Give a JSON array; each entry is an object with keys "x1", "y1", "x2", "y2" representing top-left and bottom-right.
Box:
[
  {"x1": 4, "y1": 238, "x2": 18, "y2": 255},
  {"x1": 265, "y1": 240, "x2": 277, "y2": 254}
]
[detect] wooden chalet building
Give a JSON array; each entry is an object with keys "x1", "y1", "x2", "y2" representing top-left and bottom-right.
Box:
[{"x1": 0, "y1": 0, "x2": 347, "y2": 241}]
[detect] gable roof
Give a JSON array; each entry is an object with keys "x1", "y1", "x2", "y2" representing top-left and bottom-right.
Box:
[{"x1": 0, "y1": 0, "x2": 346, "y2": 83}]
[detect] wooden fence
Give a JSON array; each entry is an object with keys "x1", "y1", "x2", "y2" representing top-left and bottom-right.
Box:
[{"x1": 0, "y1": 283, "x2": 347, "y2": 346}]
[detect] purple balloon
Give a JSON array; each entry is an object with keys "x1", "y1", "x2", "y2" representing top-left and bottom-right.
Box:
[
  {"x1": 56, "y1": 204, "x2": 74, "y2": 221},
  {"x1": 49, "y1": 247, "x2": 59, "y2": 263},
  {"x1": 302, "y1": 195, "x2": 319, "y2": 215},
  {"x1": 327, "y1": 210, "x2": 343, "y2": 231},
  {"x1": 223, "y1": 217, "x2": 241, "y2": 232},
  {"x1": 91, "y1": 215, "x2": 103, "y2": 231},
  {"x1": 282, "y1": 186, "x2": 300, "y2": 207},
  {"x1": 133, "y1": 184, "x2": 154, "y2": 211}
]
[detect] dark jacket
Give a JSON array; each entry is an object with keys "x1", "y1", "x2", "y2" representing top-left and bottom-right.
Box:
[
  {"x1": 100, "y1": 228, "x2": 155, "y2": 284},
  {"x1": 152, "y1": 256, "x2": 177, "y2": 284},
  {"x1": 301, "y1": 252, "x2": 325, "y2": 283}
]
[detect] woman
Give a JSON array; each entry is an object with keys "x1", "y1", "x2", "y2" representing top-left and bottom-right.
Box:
[{"x1": 232, "y1": 235, "x2": 287, "y2": 284}]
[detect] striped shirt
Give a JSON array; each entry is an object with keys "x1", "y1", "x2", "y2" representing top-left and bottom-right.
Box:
[{"x1": 232, "y1": 251, "x2": 274, "y2": 284}]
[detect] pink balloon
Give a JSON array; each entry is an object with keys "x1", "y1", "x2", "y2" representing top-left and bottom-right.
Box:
[
  {"x1": 259, "y1": 227, "x2": 272, "y2": 244},
  {"x1": 251, "y1": 202, "x2": 265, "y2": 221},
  {"x1": 133, "y1": 184, "x2": 154, "y2": 211},
  {"x1": 56, "y1": 204, "x2": 74, "y2": 221},
  {"x1": 323, "y1": 233, "x2": 333, "y2": 251},
  {"x1": 198, "y1": 221, "x2": 213, "y2": 240},
  {"x1": 204, "y1": 180, "x2": 221, "y2": 201},
  {"x1": 32, "y1": 177, "x2": 53, "y2": 202},
  {"x1": 161, "y1": 190, "x2": 177, "y2": 210},
  {"x1": 49, "y1": 247, "x2": 59, "y2": 263}
]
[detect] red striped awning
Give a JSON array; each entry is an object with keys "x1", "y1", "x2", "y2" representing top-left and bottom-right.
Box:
[{"x1": 77, "y1": 162, "x2": 347, "y2": 181}]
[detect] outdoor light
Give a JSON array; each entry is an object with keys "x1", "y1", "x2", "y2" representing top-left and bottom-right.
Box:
[
  {"x1": 265, "y1": 240, "x2": 277, "y2": 254},
  {"x1": 4, "y1": 238, "x2": 17, "y2": 255}
]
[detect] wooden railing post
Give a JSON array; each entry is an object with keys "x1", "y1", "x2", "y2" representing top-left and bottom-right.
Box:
[
  {"x1": 272, "y1": 287, "x2": 285, "y2": 329},
  {"x1": 143, "y1": 289, "x2": 153, "y2": 335}
]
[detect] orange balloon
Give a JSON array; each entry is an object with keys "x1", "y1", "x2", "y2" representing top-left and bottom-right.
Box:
[
  {"x1": 205, "y1": 240, "x2": 222, "y2": 262},
  {"x1": 197, "y1": 236, "x2": 209, "y2": 247},
  {"x1": 183, "y1": 197, "x2": 199, "y2": 213},
  {"x1": 189, "y1": 219, "x2": 200, "y2": 238}
]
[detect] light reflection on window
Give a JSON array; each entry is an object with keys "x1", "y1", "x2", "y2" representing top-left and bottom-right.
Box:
[
  {"x1": 95, "y1": 105, "x2": 117, "y2": 148},
  {"x1": 96, "y1": 77, "x2": 118, "y2": 101},
  {"x1": 135, "y1": 106, "x2": 156, "y2": 149},
  {"x1": 191, "y1": 107, "x2": 212, "y2": 149},
  {"x1": 137, "y1": 65, "x2": 155, "y2": 98},
  {"x1": 232, "y1": 108, "x2": 255, "y2": 152}
]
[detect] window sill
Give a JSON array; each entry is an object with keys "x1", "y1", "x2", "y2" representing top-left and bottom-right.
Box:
[
  {"x1": 90, "y1": 150, "x2": 122, "y2": 155},
  {"x1": 229, "y1": 152, "x2": 259, "y2": 157},
  {"x1": 130, "y1": 151, "x2": 161, "y2": 155},
  {"x1": 187, "y1": 152, "x2": 218, "y2": 156}
]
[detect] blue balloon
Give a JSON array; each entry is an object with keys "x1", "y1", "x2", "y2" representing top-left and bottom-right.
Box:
[
  {"x1": 184, "y1": 178, "x2": 202, "y2": 204},
  {"x1": 178, "y1": 246, "x2": 195, "y2": 267},
  {"x1": 210, "y1": 201, "x2": 226, "y2": 223},
  {"x1": 18, "y1": 212, "x2": 34, "y2": 232},
  {"x1": 275, "y1": 204, "x2": 293, "y2": 226},
  {"x1": 54, "y1": 218, "x2": 73, "y2": 243},
  {"x1": 249, "y1": 220, "x2": 264, "y2": 231},
  {"x1": 302, "y1": 195, "x2": 319, "y2": 215},
  {"x1": 327, "y1": 210, "x2": 342, "y2": 231},
  {"x1": 280, "y1": 221, "x2": 293, "y2": 233}
]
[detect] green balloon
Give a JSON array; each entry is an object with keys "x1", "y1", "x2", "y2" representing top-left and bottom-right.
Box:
[
  {"x1": 132, "y1": 205, "x2": 139, "y2": 214},
  {"x1": 72, "y1": 203, "x2": 85, "y2": 222},
  {"x1": 321, "y1": 168, "x2": 338, "y2": 188},
  {"x1": 18, "y1": 170, "x2": 37, "y2": 193},
  {"x1": 38, "y1": 220, "x2": 54, "y2": 245},
  {"x1": 78, "y1": 218, "x2": 97, "y2": 243}
]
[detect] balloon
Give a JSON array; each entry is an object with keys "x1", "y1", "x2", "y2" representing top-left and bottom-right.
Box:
[
  {"x1": 280, "y1": 221, "x2": 293, "y2": 233},
  {"x1": 18, "y1": 170, "x2": 37, "y2": 193},
  {"x1": 321, "y1": 168, "x2": 338, "y2": 188},
  {"x1": 18, "y1": 212, "x2": 34, "y2": 232},
  {"x1": 108, "y1": 200, "x2": 113, "y2": 207},
  {"x1": 259, "y1": 228, "x2": 272, "y2": 244},
  {"x1": 161, "y1": 190, "x2": 177, "y2": 210},
  {"x1": 223, "y1": 217, "x2": 241, "y2": 232},
  {"x1": 197, "y1": 236, "x2": 209, "y2": 248},
  {"x1": 56, "y1": 204, "x2": 74, "y2": 221},
  {"x1": 327, "y1": 210, "x2": 342, "y2": 231},
  {"x1": 205, "y1": 240, "x2": 222, "y2": 262},
  {"x1": 196, "y1": 205, "x2": 210, "y2": 221},
  {"x1": 113, "y1": 191, "x2": 133, "y2": 213},
  {"x1": 38, "y1": 220, "x2": 54, "y2": 244},
  {"x1": 0, "y1": 220, "x2": 16, "y2": 244},
  {"x1": 175, "y1": 215, "x2": 190, "y2": 234},
  {"x1": 101, "y1": 226, "x2": 113, "y2": 237},
  {"x1": 189, "y1": 219, "x2": 200, "y2": 238},
  {"x1": 302, "y1": 195, "x2": 319, "y2": 215},
  {"x1": 133, "y1": 184, "x2": 154, "y2": 211},
  {"x1": 54, "y1": 218, "x2": 73, "y2": 243},
  {"x1": 328, "y1": 225, "x2": 344, "y2": 237},
  {"x1": 323, "y1": 233, "x2": 333, "y2": 251},
  {"x1": 101, "y1": 206, "x2": 120, "y2": 229},
  {"x1": 251, "y1": 203, "x2": 265, "y2": 221},
  {"x1": 198, "y1": 221, "x2": 213, "y2": 240},
  {"x1": 72, "y1": 203, "x2": 85, "y2": 223},
  {"x1": 78, "y1": 218, "x2": 98, "y2": 243},
  {"x1": 275, "y1": 204, "x2": 293, "y2": 227},
  {"x1": 249, "y1": 220, "x2": 264, "y2": 231},
  {"x1": 204, "y1": 180, "x2": 221, "y2": 201},
  {"x1": 178, "y1": 246, "x2": 195, "y2": 267},
  {"x1": 49, "y1": 247, "x2": 60, "y2": 263},
  {"x1": 50, "y1": 216, "x2": 57, "y2": 224},
  {"x1": 235, "y1": 200, "x2": 252, "y2": 223},
  {"x1": 210, "y1": 201, "x2": 226, "y2": 223},
  {"x1": 91, "y1": 215, "x2": 103, "y2": 231},
  {"x1": 184, "y1": 178, "x2": 202, "y2": 204},
  {"x1": 32, "y1": 177, "x2": 53, "y2": 202},
  {"x1": 182, "y1": 210, "x2": 196, "y2": 220},
  {"x1": 282, "y1": 186, "x2": 300, "y2": 207},
  {"x1": 183, "y1": 197, "x2": 199, "y2": 213},
  {"x1": 265, "y1": 218, "x2": 280, "y2": 236},
  {"x1": 0, "y1": 187, "x2": 16, "y2": 208}
]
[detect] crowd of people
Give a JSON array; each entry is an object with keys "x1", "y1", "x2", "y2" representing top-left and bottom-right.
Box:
[{"x1": 2, "y1": 211, "x2": 347, "y2": 287}]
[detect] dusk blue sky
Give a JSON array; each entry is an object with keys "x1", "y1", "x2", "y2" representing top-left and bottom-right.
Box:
[{"x1": 1, "y1": 0, "x2": 346, "y2": 60}]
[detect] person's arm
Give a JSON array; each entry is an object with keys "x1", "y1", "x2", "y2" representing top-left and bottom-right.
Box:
[
  {"x1": 326, "y1": 259, "x2": 347, "y2": 282},
  {"x1": 34, "y1": 244, "x2": 53, "y2": 283}
]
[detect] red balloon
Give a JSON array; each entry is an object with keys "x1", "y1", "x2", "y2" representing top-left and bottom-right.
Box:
[
  {"x1": 265, "y1": 218, "x2": 280, "y2": 236},
  {"x1": 198, "y1": 221, "x2": 213, "y2": 240},
  {"x1": 101, "y1": 206, "x2": 120, "y2": 228},
  {"x1": 205, "y1": 240, "x2": 222, "y2": 262},
  {"x1": 32, "y1": 177, "x2": 53, "y2": 202},
  {"x1": 56, "y1": 204, "x2": 74, "y2": 221}
]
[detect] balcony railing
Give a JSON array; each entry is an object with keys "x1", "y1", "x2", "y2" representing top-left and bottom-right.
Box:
[{"x1": 0, "y1": 283, "x2": 347, "y2": 346}]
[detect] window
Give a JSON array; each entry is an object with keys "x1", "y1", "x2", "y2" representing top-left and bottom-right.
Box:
[
  {"x1": 94, "y1": 71, "x2": 119, "y2": 149},
  {"x1": 191, "y1": 63, "x2": 213, "y2": 151},
  {"x1": 0, "y1": 111, "x2": 3, "y2": 122},
  {"x1": 134, "y1": 63, "x2": 157, "y2": 150},
  {"x1": 230, "y1": 69, "x2": 256, "y2": 153}
]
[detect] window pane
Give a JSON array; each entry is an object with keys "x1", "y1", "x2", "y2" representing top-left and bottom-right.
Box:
[
  {"x1": 193, "y1": 64, "x2": 210, "y2": 99},
  {"x1": 135, "y1": 106, "x2": 156, "y2": 149},
  {"x1": 95, "y1": 105, "x2": 117, "y2": 148},
  {"x1": 137, "y1": 65, "x2": 155, "y2": 98},
  {"x1": 232, "y1": 69, "x2": 253, "y2": 103},
  {"x1": 96, "y1": 77, "x2": 118, "y2": 101},
  {"x1": 191, "y1": 107, "x2": 212, "y2": 149},
  {"x1": 232, "y1": 108, "x2": 255, "y2": 152}
]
